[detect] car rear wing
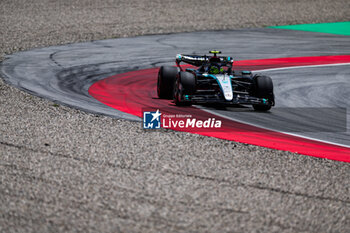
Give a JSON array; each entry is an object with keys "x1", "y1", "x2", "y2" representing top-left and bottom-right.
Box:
[{"x1": 176, "y1": 54, "x2": 234, "y2": 67}]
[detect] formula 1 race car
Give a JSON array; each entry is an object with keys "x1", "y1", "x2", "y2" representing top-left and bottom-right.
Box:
[{"x1": 157, "y1": 50, "x2": 275, "y2": 111}]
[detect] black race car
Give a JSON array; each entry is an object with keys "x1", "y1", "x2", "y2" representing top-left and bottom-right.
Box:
[{"x1": 157, "y1": 50, "x2": 275, "y2": 111}]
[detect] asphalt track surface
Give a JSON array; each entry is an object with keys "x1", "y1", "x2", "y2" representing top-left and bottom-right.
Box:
[{"x1": 2, "y1": 28, "x2": 350, "y2": 160}]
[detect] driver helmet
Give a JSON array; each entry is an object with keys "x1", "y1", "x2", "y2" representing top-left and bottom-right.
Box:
[{"x1": 209, "y1": 64, "x2": 223, "y2": 74}]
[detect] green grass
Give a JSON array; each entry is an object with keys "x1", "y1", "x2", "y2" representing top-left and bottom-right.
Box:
[{"x1": 269, "y1": 22, "x2": 350, "y2": 36}]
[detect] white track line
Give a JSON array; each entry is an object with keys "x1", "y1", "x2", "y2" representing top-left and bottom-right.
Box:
[
  {"x1": 254, "y1": 62, "x2": 350, "y2": 72},
  {"x1": 194, "y1": 62, "x2": 350, "y2": 149}
]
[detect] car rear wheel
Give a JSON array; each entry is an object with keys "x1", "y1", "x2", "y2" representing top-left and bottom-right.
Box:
[
  {"x1": 174, "y1": 71, "x2": 196, "y2": 106},
  {"x1": 252, "y1": 75, "x2": 274, "y2": 111},
  {"x1": 157, "y1": 66, "x2": 178, "y2": 99}
]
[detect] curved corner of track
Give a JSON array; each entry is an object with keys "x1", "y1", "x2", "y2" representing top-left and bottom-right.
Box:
[{"x1": 89, "y1": 55, "x2": 350, "y2": 163}]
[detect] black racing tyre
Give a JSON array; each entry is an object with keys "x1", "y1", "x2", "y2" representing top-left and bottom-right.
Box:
[
  {"x1": 253, "y1": 75, "x2": 274, "y2": 111},
  {"x1": 173, "y1": 71, "x2": 196, "y2": 106},
  {"x1": 157, "y1": 66, "x2": 178, "y2": 99},
  {"x1": 179, "y1": 71, "x2": 196, "y2": 94},
  {"x1": 253, "y1": 104, "x2": 271, "y2": 111}
]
